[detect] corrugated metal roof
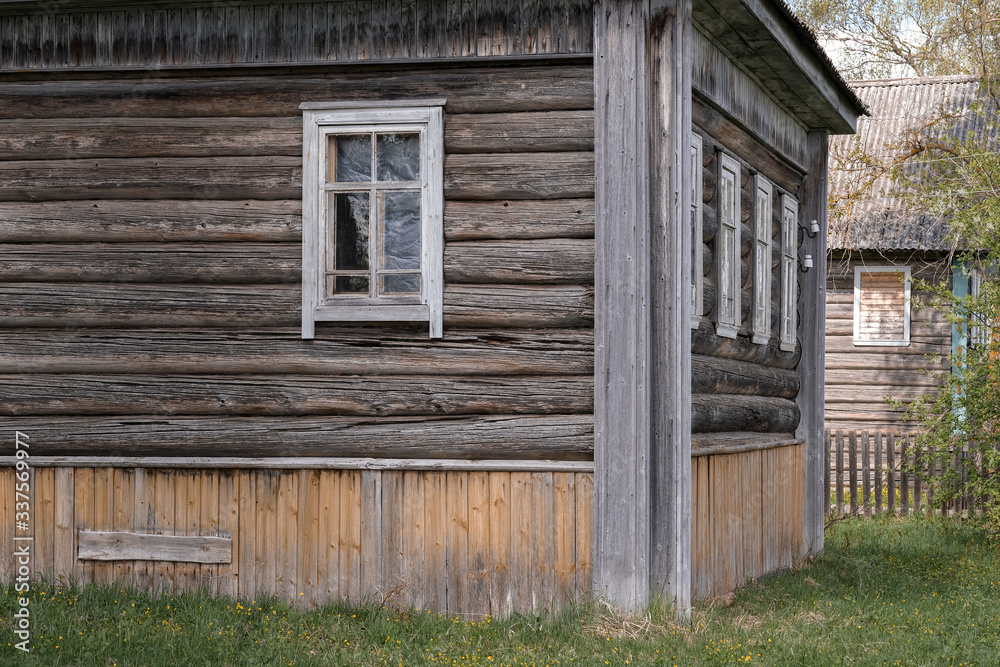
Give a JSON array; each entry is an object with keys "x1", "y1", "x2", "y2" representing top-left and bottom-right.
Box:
[{"x1": 828, "y1": 75, "x2": 994, "y2": 250}]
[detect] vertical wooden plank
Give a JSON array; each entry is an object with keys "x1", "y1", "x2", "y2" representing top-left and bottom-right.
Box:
[
  {"x1": 379, "y1": 471, "x2": 402, "y2": 606},
  {"x1": 311, "y1": 1, "x2": 328, "y2": 62},
  {"x1": 848, "y1": 431, "x2": 858, "y2": 516},
  {"x1": 509, "y1": 472, "x2": 533, "y2": 614},
  {"x1": 52, "y1": 467, "x2": 75, "y2": 584},
  {"x1": 318, "y1": 470, "x2": 341, "y2": 603},
  {"x1": 399, "y1": 471, "x2": 424, "y2": 609},
  {"x1": 298, "y1": 469, "x2": 321, "y2": 607},
  {"x1": 459, "y1": 0, "x2": 476, "y2": 57},
  {"x1": 0, "y1": 467, "x2": 12, "y2": 583},
  {"x1": 277, "y1": 471, "x2": 299, "y2": 602},
  {"x1": 521, "y1": 0, "x2": 540, "y2": 55},
  {"x1": 172, "y1": 471, "x2": 197, "y2": 593},
  {"x1": 874, "y1": 432, "x2": 884, "y2": 513},
  {"x1": 824, "y1": 429, "x2": 831, "y2": 516},
  {"x1": 745, "y1": 451, "x2": 763, "y2": 580},
  {"x1": 862, "y1": 431, "x2": 871, "y2": 517},
  {"x1": 340, "y1": 0, "x2": 357, "y2": 61},
  {"x1": 338, "y1": 470, "x2": 362, "y2": 604},
  {"x1": 217, "y1": 469, "x2": 239, "y2": 598},
  {"x1": 466, "y1": 471, "x2": 490, "y2": 614},
  {"x1": 534, "y1": 472, "x2": 556, "y2": 611},
  {"x1": 237, "y1": 470, "x2": 256, "y2": 599},
  {"x1": 552, "y1": 472, "x2": 576, "y2": 609},
  {"x1": 199, "y1": 470, "x2": 220, "y2": 594},
  {"x1": 835, "y1": 429, "x2": 844, "y2": 514},
  {"x1": 153, "y1": 470, "x2": 175, "y2": 595},
  {"x1": 446, "y1": 471, "x2": 470, "y2": 614},
  {"x1": 423, "y1": 472, "x2": 447, "y2": 611},
  {"x1": 920, "y1": 437, "x2": 929, "y2": 513},
  {"x1": 33, "y1": 467, "x2": 55, "y2": 579},
  {"x1": 74, "y1": 468, "x2": 96, "y2": 585},
  {"x1": 887, "y1": 432, "x2": 896, "y2": 514},
  {"x1": 691, "y1": 457, "x2": 711, "y2": 600},
  {"x1": 445, "y1": 0, "x2": 462, "y2": 57},
  {"x1": 131, "y1": 468, "x2": 153, "y2": 591},
  {"x1": 110, "y1": 468, "x2": 135, "y2": 587},
  {"x1": 255, "y1": 470, "x2": 277, "y2": 598},
  {"x1": 575, "y1": 472, "x2": 593, "y2": 604},
  {"x1": 488, "y1": 472, "x2": 512, "y2": 616},
  {"x1": 899, "y1": 435, "x2": 910, "y2": 516},
  {"x1": 711, "y1": 454, "x2": 730, "y2": 596}
]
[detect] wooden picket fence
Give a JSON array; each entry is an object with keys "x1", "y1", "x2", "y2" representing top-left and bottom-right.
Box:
[{"x1": 825, "y1": 429, "x2": 983, "y2": 517}]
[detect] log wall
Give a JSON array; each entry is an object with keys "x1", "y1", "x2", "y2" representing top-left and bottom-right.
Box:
[
  {"x1": 824, "y1": 253, "x2": 950, "y2": 432},
  {"x1": 690, "y1": 443, "x2": 805, "y2": 599},
  {"x1": 691, "y1": 92, "x2": 804, "y2": 440},
  {"x1": 0, "y1": 463, "x2": 592, "y2": 615},
  {"x1": 0, "y1": 62, "x2": 595, "y2": 459}
]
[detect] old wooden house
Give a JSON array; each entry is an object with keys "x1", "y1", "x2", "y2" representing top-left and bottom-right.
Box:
[
  {"x1": 825, "y1": 76, "x2": 987, "y2": 433},
  {"x1": 0, "y1": 0, "x2": 862, "y2": 613}
]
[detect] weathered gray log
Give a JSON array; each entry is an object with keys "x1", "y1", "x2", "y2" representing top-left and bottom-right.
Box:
[
  {"x1": 691, "y1": 321, "x2": 800, "y2": 368},
  {"x1": 0, "y1": 243, "x2": 300, "y2": 283},
  {"x1": 691, "y1": 395, "x2": 800, "y2": 433},
  {"x1": 0, "y1": 374, "x2": 593, "y2": 417},
  {"x1": 444, "y1": 239, "x2": 594, "y2": 284},
  {"x1": 444, "y1": 152, "x2": 594, "y2": 200},
  {"x1": 691, "y1": 353, "x2": 799, "y2": 398},
  {"x1": 0, "y1": 328, "x2": 594, "y2": 376},
  {"x1": 824, "y1": 352, "x2": 949, "y2": 371},
  {"x1": 0, "y1": 156, "x2": 300, "y2": 201},
  {"x1": 702, "y1": 164, "x2": 716, "y2": 203},
  {"x1": 824, "y1": 337, "x2": 945, "y2": 355},
  {"x1": 444, "y1": 199, "x2": 594, "y2": 240},
  {"x1": 0, "y1": 67, "x2": 595, "y2": 119},
  {"x1": 740, "y1": 186, "x2": 753, "y2": 223},
  {"x1": 691, "y1": 95, "x2": 803, "y2": 195},
  {"x1": 0, "y1": 284, "x2": 592, "y2": 329},
  {"x1": 0, "y1": 414, "x2": 596, "y2": 459},
  {"x1": 691, "y1": 432, "x2": 799, "y2": 457},
  {"x1": 0, "y1": 200, "x2": 302, "y2": 243},
  {"x1": 444, "y1": 285, "x2": 593, "y2": 328},
  {"x1": 77, "y1": 532, "x2": 232, "y2": 563},
  {"x1": 701, "y1": 203, "x2": 717, "y2": 243},
  {"x1": 0, "y1": 117, "x2": 301, "y2": 160},
  {"x1": 445, "y1": 111, "x2": 594, "y2": 153}
]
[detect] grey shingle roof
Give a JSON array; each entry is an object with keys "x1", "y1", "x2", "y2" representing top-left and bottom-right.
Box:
[{"x1": 828, "y1": 75, "x2": 994, "y2": 251}]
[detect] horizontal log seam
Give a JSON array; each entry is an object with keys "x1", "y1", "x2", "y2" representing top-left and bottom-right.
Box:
[
  {"x1": 691, "y1": 437, "x2": 803, "y2": 458},
  {"x1": 0, "y1": 456, "x2": 596, "y2": 472}
]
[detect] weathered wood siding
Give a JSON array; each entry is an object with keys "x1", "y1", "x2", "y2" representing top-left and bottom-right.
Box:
[
  {"x1": 0, "y1": 464, "x2": 592, "y2": 614},
  {"x1": 0, "y1": 61, "x2": 596, "y2": 458},
  {"x1": 691, "y1": 91, "x2": 804, "y2": 441},
  {"x1": 0, "y1": 0, "x2": 593, "y2": 71},
  {"x1": 690, "y1": 443, "x2": 805, "y2": 599},
  {"x1": 824, "y1": 253, "x2": 950, "y2": 432}
]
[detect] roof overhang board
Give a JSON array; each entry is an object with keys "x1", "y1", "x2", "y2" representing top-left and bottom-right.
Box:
[{"x1": 694, "y1": 0, "x2": 864, "y2": 134}]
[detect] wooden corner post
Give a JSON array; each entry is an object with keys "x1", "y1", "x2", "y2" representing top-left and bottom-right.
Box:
[
  {"x1": 593, "y1": 0, "x2": 693, "y2": 613},
  {"x1": 797, "y1": 130, "x2": 830, "y2": 554}
]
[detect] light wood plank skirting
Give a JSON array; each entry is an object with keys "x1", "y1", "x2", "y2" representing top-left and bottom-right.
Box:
[{"x1": 0, "y1": 464, "x2": 593, "y2": 616}]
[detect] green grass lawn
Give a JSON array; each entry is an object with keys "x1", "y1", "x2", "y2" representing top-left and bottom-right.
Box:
[{"x1": 3, "y1": 514, "x2": 1000, "y2": 666}]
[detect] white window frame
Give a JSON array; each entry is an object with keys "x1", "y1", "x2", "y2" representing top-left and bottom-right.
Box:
[
  {"x1": 716, "y1": 153, "x2": 741, "y2": 339},
  {"x1": 300, "y1": 100, "x2": 444, "y2": 340},
  {"x1": 853, "y1": 265, "x2": 911, "y2": 347},
  {"x1": 690, "y1": 132, "x2": 704, "y2": 329},
  {"x1": 752, "y1": 174, "x2": 772, "y2": 345},
  {"x1": 779, "y1": 194, "x2": 798, "y2": 351}
]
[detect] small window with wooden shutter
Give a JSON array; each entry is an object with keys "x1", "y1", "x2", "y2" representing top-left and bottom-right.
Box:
[{"x1": 853, "y1": 266, "x2": 911, "y2": 346}]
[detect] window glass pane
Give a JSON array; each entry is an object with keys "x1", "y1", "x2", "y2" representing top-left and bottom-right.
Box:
[
  {"x1": 333, "y1": 192, "x2": 370, "y2": 271},
  {"x1": 382, "y1": 274, "x2": 421, "y2": 294},
  {"x1": 377, "y1": 133, "x2": 420, "y2": 181},
  {"x1": 332, "y1": 134, "x2": 371, "y2": 182},
  {"x1": 382, "y1": 191, "x2": 421, "y2": 270},
  {"x1": 334, "y1": 276, "x2": 370, "y2": 295}
]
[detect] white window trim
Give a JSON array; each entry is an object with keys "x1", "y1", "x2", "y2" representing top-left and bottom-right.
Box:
[
  {"x1": 853, "y1": 265, "x2": 911, "y2": 347},
  {"x1": 752, "y1": 174, "x2": 772, "y2": 345},
  {"x1": 779, "y1": 194, "x2": 798, "y2": 352},
  {"x1": 691, "y1": 132, "x2": 704, "y2": 329},
  {"x1": 300, "y1": 100, "x2": 444, "y2": 340},
  {"x1": 715, "y1": 152, "x2": 741, "y2": 339}
]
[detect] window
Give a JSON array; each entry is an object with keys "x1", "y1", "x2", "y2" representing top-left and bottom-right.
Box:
[
  {"x1": 779, "y1": 194, "x2": 798, "y2": 351},
  {"x1": 752, "y1": 174, "x2": 772, "y2": 344},
  {"x1": 691, "y1": 133, "x2": 703, "y2": 328},
  {"x1": 300, "y1": 101, "x2": 444, "y2": 339},
  {"x1": 853, "y1": 266, "x2": 911, "y2": 346},
  {"x1": 716, "y1": 153, "x2": 741, "y2": 339}
]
